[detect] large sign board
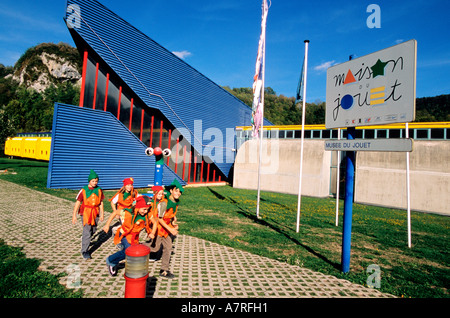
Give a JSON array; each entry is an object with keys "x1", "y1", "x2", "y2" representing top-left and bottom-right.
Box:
[{"x1": 326, "y1": 40, "x2": 417, "y2": 129}]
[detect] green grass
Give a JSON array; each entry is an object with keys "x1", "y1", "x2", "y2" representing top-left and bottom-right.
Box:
[
  {"x1": 1, "y1": 157, "x2": 449, "y2": 298},
  {"x1": 0, "y1": 240, "x2": 82, "y2": 298},
  {"x1": 182, "y1": 186, "x2": 450, "y2": 298}
]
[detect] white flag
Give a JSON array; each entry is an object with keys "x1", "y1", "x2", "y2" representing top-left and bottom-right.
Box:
[{"x1": 252, "y1": 0, "x2": 269, "y2": 139}]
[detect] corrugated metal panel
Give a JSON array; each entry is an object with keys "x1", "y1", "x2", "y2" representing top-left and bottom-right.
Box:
[
  {"x1": 47, "y1": 103, "x2": 185, "y2": 190},
  {"x1": 65, "y1": 0, "x2": 272, "y2": 178}
]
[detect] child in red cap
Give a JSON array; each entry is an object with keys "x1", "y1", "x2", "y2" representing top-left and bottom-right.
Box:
[
  {"x1": 105, "y1": 195, "x2": 154, "y2": 276},
  {"x1": 103, "y1": 177, "x2": 138, "y2": 237},
  {"x1": 109, "y1": 177, "x2": 138, "y2": 212}
]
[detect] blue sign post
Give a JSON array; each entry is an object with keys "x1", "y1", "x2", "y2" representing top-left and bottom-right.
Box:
[
  {"x1": 341, "y1": 126, "x2": 355, "y2": 273},
  {"x1": 341, "y1": 54, "x2": 356, "y2": 274}
]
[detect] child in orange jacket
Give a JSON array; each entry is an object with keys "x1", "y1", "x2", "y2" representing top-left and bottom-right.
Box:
[
  {"x1": 109, "y1": 177, "x2": 138, "y2": 212},
  {"x1": 72, "y1": 169, "x2": 104, "y2": 260},
  {"x1": 103, "y1": 177, "x2": 139, "y2": 237},
  {"x1": 105, "y1": 195, "x2": 154, "y2": 276},
  {"x1": 152, "y1": 179, "x2": 183, "y2": 278},
  {"x1": 148, "y1": 185, "x2": 167, "y2": 240}
]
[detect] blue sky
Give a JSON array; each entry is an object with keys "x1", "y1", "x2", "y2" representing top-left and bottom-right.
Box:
[{"x1": 1, "y1": 0, "x2": 449, "y2": 101}]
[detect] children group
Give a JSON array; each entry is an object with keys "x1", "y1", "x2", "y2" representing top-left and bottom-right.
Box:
[{"x1": 71, "y1": 169, "x2": 184, "y2": 279}]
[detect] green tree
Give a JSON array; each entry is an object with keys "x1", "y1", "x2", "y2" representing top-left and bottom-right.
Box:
[
  {"x1": 224, "y1": 86, "x2": 324, "y2": 125},
  {"x1": 0, "y1": 107, "x2": 16, "y2": 146}
]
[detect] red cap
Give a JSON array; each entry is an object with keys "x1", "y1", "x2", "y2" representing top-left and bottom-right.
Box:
[
  {"x1": 123, "y1": 177, "x2": 134, "y2": 186},
  {"x1": 152, "y1": 185, "x2": 164, "y2": 193},
  {"x1": 135, "y1": 195, "x2": 151, "y2": 209}
]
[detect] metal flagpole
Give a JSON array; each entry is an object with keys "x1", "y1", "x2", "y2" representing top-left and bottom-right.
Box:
[
  {"x1": 406, "y1": 123, "x2": 411, "y2": 247},
  {"x1": 256, "y1": 0, "x2": 268, "y2": 219},
  {"x1": 256, "y1": 40, "x2": 266, "y2": 220},
  {"x1": 296, "y1": 39, "x2": 309, "y2": 233},
  {"x1": 335, "y1": 128, "x2": 341, "y2": 226}
]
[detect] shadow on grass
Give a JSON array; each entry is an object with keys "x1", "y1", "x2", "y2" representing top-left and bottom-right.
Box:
[{"x1": 207, "y1": 187, "x2": 340, "y2": 270}]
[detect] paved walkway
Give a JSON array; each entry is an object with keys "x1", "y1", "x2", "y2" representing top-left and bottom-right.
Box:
[{"x1": 0, "y1": 179, "x2": 394, "y2": 298}]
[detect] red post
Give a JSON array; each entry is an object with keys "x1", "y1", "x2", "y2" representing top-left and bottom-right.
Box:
[
  {"x1": 140, "y1": 109, "x2": 144, "y2": 141},
  {"x1": 188, "y1": 151, "x2": 192, "y2": 183},
  {"x1": 117, "y1": 86, "x2": 122, "y2": 119},
  {"x1": 79, "y1": 50, "x2": 88, "y2": 107},
  {"x1": 92, "y1": 62, "x2": 99, "y2": 109},
  {"x1": 182, "y1": 145, "x2": 186, "y2": 180},
  {"x1": 124, "y1": 244, "x2": 150, "y2": 298},
  {"x1": 159, "y1": 120, "x2": 163, "y2": 148},
  {"x1": 213, "y1": 169, "x2": 216, "y2": 182},
  {"x1": 207, "y1": 163, "x2": 210, "y2": 182},
  {"x1": 166, "y1": 129, "x2": 172, "y2": 165},
  {"x1": 193, "y1": 156, "x2": 197, "y2": 183},
  {"x1": 200, "y1": 160, "x2": 204, "y2": 183},
  {"x1": 129, "y1": 98, "x2": 134, "y2": 131},
  {"x1": 149, "y1": 116, "x2": 154, "y2": 147},
  {"x1": 174, "y1": 138, "x2": 179, "y2": 173},
  {"x1": 104, "y1": 73, "x2": 109, "y2": 111}
]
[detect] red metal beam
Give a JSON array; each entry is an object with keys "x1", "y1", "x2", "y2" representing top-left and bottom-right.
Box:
[
  {"x1": 149, "y1": 116, "x2": 154, "y2": 147},
  {"x1": 129, "y1": 98, "x2": 134, "y2": 131},
  {"x1": 103, "y1": 73, "x2": 109, "y2": 111},
  {"x1": 166, "y1": 129, "x2": 172, "y2": 165},
  {"x1": 140, "y1": 108, "x2": 144, "y2": 141},
  {"x1": 117, "y1": 86, "x2": 122, "y2": 119},
  {"x1": 79, "y1": 50, "x2": 88, "y2": 107},
  {"x1": 188, "y1": 152, "x2": 192, "y2": 183},
  {"x1": 182, "y1": 145, "x2": 186, "y2": 180},
  {"x1": 159, "y1": 120, "x2": 163, "y2": 148},
  {"x1": 174, "y1": 138, "x2": 179, "y2": 173},
  {"x1": 92, "y1": 62, "x2": 99, "y2": 109},
  {"x1": 193, "y1": 156, "x2": 197, "y2": 183}
]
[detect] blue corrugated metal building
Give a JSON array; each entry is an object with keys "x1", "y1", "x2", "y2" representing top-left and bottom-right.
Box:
[
  {"x1": 47, "y1": 103, "x2": 184, "y2": 189},
  {"x1": 47, "y1": 0, "x2": 271, "y2": 189}
]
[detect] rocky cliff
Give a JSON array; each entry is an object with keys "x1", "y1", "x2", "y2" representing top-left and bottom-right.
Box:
[{"x1": 7, "y1": 42, "x2": 82, "y2": 92}]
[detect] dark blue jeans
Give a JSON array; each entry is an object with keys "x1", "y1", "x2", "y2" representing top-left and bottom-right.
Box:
[{"x1": 106, "y1": 237, "x2": 131, "y2": 267}]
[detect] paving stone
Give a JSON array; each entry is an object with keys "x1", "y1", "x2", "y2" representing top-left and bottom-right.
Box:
[{"x1": 0, "y1": 179, "x2": 394, "y2": 298}]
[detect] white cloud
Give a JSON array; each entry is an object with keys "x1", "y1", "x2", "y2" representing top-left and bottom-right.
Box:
[
  {"x1": 172, "y1": 50, "x2": 192, "y2": 59},
  {"x1": 314, "y1": 60, "x2": 336, "y2": 72}
]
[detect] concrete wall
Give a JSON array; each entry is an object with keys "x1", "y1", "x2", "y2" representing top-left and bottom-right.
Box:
[
  {"x1": 355, "y1": 141, "x2": 450, "y2": 215},
  {"x1": 233, "y1": 139, "x2": 450, "y2": 216},
  {"x1": 233, "y1": 139, "x2": 331, "y2": 197}
]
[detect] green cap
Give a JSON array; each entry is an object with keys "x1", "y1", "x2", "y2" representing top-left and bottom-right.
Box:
[
  {"x1": 166, "y1": 179, "x2": 184, "y2": 193},
  {"x1": 88, "y1": 169, "x2": 99, "y2": 181}
]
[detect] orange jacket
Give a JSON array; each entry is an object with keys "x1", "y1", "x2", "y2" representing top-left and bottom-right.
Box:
[
  {"x1": 81, "y1": 187, "x2": 103, "y2": 226},
  {"x1": 157, "y1": 199, "x2": 178, "y2": 238},
  {"x1": 114, "y1": 208, "x2": 151, "y2": 245},
  {"x1": 109, "y1": 189, "x2": 138, "y2": 210},
  {"x1": 150, "y1": 198, "x2": 167, "y2": 219}
]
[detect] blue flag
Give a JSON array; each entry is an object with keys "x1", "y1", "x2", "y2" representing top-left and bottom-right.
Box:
[{"x1": 295, "y1": 57, "x2": 304, "y2": 104}]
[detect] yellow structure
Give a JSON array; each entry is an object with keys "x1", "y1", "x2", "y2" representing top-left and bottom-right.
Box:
[
  {"x1": 236, "y1": 122, "x2": 450, "y2": 132},
  {"x1": 4, "y1": 137, "x2": 51, "y2": 161}
]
